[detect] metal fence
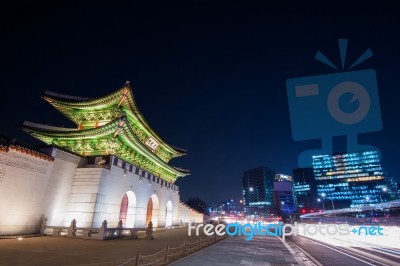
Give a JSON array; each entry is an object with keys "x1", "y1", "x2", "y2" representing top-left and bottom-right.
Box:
[{"x1": 118, "y1": 234, "x2": 226, "y2": 266}]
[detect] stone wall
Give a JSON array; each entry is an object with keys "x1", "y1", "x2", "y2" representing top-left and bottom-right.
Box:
[
  {"x1": 0, "y1": 150, "x2": 201, "y2": 234},
  {"x1": 177, "y1": 202, "x2": 204, "y2": 224},
  {"x1": 42, "y1": 148, "x2": 82, "y2": 226},
  {"x1": 64, "y1": 156, "x2": 181, "y2": 228},
  {"x1": 0, "y1": 147, "x2": 53, "y2": 235}
]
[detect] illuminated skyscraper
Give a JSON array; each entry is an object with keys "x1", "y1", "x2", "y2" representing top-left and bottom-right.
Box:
[
  {"x1": 242, "y1": 167, "x2": 275, "y2": 215},
  {"x1": 273, "y1": 179, "x2": 295, "y2": 215},
  {"x1": 292, "y1": 168, "x2": 317, "y2": 211},
  {"x1": 312, "y1": 150, "x2": 396, "y2": 208}
]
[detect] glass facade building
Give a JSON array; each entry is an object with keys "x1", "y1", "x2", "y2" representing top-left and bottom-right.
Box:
[
  {"x1": 292, "y1": 168, "x2": 317, "y2": 210},
  {"x1": 312, "y1": 150, "x2": 396, "y2": 208},
  {"x1": 242, "y1": 167, "x2": 276, "y2": 215},
  {"x1": 273, "y1": 181, "x2": 295, "y2": 214}
]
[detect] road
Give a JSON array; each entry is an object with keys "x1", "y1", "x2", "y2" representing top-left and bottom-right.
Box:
[{"x1": 287, "y1": 235, "x2": 400, "y2": 266}]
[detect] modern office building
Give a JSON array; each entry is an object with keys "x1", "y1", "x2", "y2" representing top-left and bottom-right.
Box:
[
  {"x1": 292, "y1": 168, "x2": 317, "y2": 211},
  {"x1": 312, "y1": 150, "x2": 397, "y2": 208},
  {"x1": 398, "y1": 183, "x2": 400, "y2": 199},
  {"x1": 273, "y1": 180, "x2": 295, "y2": 214},
  {"x1": 385, "y1": 175, "x2": 399, "y2": 201},
  {"x1": 242, "y1": 167, "x2": 276, "y2": 216}
]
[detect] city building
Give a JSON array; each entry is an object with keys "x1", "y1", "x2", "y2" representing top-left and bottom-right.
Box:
[
  {"x1": 0, "y1": 82, "x2": 203, "y2": 235},
  {"x1": 385, "y1": 175, "x2": 399, "y2": 200},
  {"x1": 292, "y1": 168, "x2": 317, "y2": 211},
  {"x1": 398, "y1": 183, "x2": 400, "y2": 199},
  {"x1": 313, "y1": 150, "x2": 398, "y2": 208},
  {"x1": 273, "y1": 180, "x2": 295, "y2": 215},
  {"x1": 242, "y1": 167, "x2": 275, "y2": 216}
]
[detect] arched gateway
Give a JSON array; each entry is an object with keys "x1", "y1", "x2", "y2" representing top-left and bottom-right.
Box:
[
  {"x1": 146, "y1": 194, "x2": 160, "y2": 227},
  {"x1": 20, "y1": 82, "x2": 197, "y2": 231},
  {"x1": 119, "y1": 191, "x2": 136, "y2": 228},
  {"x1": 165, "y1": 200, "x2": 173, "y2": 227}
]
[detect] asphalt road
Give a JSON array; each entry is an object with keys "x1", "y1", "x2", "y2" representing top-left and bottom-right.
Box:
[{"x1": 287, "y1": 235, "x2": 400, "y2": 266}]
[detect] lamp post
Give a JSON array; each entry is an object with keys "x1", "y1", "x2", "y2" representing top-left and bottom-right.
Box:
[
  {"x1": 379, "y1": 187, "x2": 387, "y2": 203},
  {"x1": 321, "y1": 193, "x2": 336, "y2": 222},
  {"x1": 321, "y1": 193, "x2": 335, "y2": 210},
  {"x1": 248, "y1": 187, "x2": 254, "y2": 216},
  {"x1": 317, "y1": 198, "x2": 325, "y2": 211},
  {"x1": 366, "y1": 196, "x2": 373, "y2": 217}
]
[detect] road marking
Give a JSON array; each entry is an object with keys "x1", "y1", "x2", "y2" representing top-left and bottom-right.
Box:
[
  {"x1": 300, "y1": 236, "x2": 389, "y2": 266},
  {"x1": 289, "y1": 241, "x2": 323, "y2": 266},
  {"x1": 374, "y1": 247, "x2": 400, "y2": 256},
  {"x1": 330, "y1": 235, "x2": 400, "y2": 258},
  {"x1": 276, "y1": 236, "x2": 305, "y2": 266}
]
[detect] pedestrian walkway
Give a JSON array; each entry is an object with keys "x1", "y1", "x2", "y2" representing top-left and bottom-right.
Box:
[
  {"x1": 0, "y1": 227, "x2": 202, "y2": 265},
  {"x1": 170, "y1": 235, "x2": 304, "y2": 266}
]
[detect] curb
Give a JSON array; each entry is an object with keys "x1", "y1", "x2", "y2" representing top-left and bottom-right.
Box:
[
  {"x1": 0, "y1": 234, "x2": 44, "y2": 240},
  {"x1": 289, "y1": 240, "x2": 323, "y2": 266},
  {"x1": 276, "y1": 236, "x2": 306, "y2": 266}
]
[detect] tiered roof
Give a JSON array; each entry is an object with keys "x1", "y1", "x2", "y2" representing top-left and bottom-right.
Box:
[{"x1": 22, "y1": 82, "x2": 188, "y2": 182}]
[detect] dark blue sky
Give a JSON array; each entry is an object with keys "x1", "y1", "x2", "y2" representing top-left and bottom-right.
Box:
[{"x1": 1, "y1": 2, "x2": 399, "y2": 205}]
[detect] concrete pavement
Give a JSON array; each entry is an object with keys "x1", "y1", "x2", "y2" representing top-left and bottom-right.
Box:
[
  {"x1": 170, "y1": 235, "x2": 311, "y2": 266},
  {"x1": 0, "y1": 227, "x2": 201, "y2": 265}
]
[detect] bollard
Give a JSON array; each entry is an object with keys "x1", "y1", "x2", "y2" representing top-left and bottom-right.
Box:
[
  {"x1": 165, "y1": 244, "x2": 169, "y2": 261},
  {"x1": 184, "y1": 240, "x2": 187, "y2": 255},
  {"x1": 134, "y1": 251, "x2": 140, "y2": 266}
]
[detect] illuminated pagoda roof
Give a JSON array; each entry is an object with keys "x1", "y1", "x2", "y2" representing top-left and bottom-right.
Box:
[{"x1": 22, "y1": 81, "x2": 189, "y2": 182}]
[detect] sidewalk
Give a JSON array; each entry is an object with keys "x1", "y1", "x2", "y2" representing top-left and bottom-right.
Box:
[
  {"x1": 0, "y1": 227, "x2": 201, "y2": 265},
  {"x1": 170, "y1": 235, "x2": 304, "y2": 266}
]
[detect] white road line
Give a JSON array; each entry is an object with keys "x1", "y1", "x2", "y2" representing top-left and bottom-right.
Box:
[
  {"x1": 374, "y1": 247, "x2": 400, "y2": 256},
  {"x1": 309, "y1": 239, "x2": 389, "y2": 266},
  {"x1": 290, "y1": 241, "x2": 323, "y2": 266},
  {"x1": 276, "y1": 236, "x2": 305, "y2": 266}
]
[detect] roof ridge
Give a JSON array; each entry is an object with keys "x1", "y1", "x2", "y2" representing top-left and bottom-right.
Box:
[
  {"x1": 44, "y1": 91, "x2": 93, "y2": 101},
  {"x1": 22, "y1": 121, "x2": 77, "y2": 131}
]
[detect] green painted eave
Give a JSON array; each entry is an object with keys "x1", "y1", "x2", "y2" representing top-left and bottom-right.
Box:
[{"x1": 21, "y1": 118, "x2": 188, "y2": 182}]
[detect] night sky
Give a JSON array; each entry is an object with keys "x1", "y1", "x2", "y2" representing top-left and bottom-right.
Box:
[{"x1": 1, "y1": 2, "x2": 400, "y2": 205}]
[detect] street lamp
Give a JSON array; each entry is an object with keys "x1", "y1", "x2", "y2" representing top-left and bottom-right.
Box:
[
  {"x1": 321, "y1": 193, "x2": 334, "y2": 210},
  {"x1": 366, "y1": 196, "x2": 373, "y2": 216},
  {"x1": 379, "y1": 187, "x2": 387, "y2": 203},
  {"x1": 280, "y1": 201, "x2": 287, "y2": 219},
  {"x1": 317, "y1": 198, "x2": 325, "y2": 211},
  {"x1": 321, "y1": 193, "x2": 336, "y2": 222},
  {"x1": 249, "y1": 187, "x2": 254, "y2": 192}
]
